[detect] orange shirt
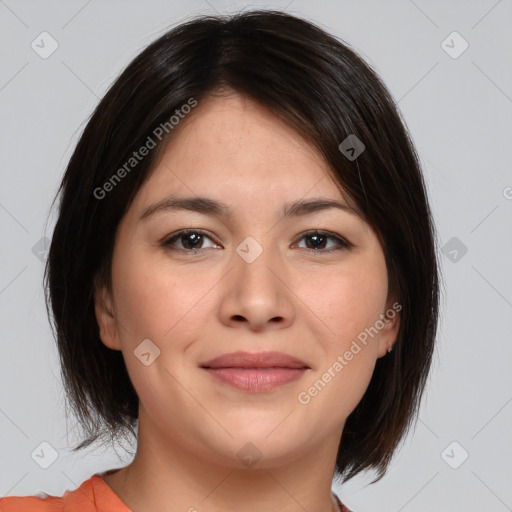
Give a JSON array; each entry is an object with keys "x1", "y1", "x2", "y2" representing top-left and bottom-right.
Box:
[
  {"x1": 0, "y1": 473, "x2": 130, "y2": 512},
  {"x1": 0, "y1": 473, "x2": 352, "y2": 511}
]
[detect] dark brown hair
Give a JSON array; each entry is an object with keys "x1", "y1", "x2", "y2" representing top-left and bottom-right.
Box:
[{"x1": 44, "y1": 9, "x2": 440, "y2": 484}]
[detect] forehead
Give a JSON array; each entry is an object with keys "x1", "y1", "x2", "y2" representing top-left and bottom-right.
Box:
[{"x1": 139, "y1": 93, "x2": 349, "y2": 203}]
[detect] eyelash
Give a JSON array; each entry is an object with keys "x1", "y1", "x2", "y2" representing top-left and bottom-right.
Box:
[{"x1": 161, "y1": 229, "x2": 351, "y2": 255}]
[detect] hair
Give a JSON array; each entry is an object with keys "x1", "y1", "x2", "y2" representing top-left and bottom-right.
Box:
[{"x1": 44, "y1": 9, "x2": 440, "y2": 484}]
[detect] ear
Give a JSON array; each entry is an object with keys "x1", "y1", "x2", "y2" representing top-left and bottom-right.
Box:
[
  {"x1": 94, "y1": 279, "x2": 122, "y2": 351},
  {"x1": 376, "y1": 301, "x2": 401, "y2": 359}
]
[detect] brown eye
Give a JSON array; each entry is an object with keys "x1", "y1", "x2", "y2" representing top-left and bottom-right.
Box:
[
  {"x1": 295, "y1": 230, "x2": 351, "y2": 254},
  {"x1": 161, "y1": 229, "x2": 350, "y2": 255},
  {"x1": 162, "y1": 230, "x2": 219, "y2": 251}
]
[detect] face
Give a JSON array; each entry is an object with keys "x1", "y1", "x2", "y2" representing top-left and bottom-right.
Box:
[{"x1": 95, "y1": 92, "x2": 399, "y2": 469}]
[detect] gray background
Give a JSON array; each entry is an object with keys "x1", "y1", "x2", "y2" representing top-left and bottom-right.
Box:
[{"x1": 1, "y1": 1, "x2": 511, "y2": 511}]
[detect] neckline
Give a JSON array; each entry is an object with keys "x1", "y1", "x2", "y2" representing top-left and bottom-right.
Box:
[
  {"x1": 92, "y1": 472, "x2": 133, "y2": 511},
  {"x1": 94, "y1": 471, "x2": 347, "y2": 512},
  {"x1": 332, "y1": 491, "x2": 348, "y2": 512}
]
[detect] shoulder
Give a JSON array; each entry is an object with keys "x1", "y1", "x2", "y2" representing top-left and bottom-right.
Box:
[
  {"x1": 0, "y1": 474, "x2": 100, "y2": 512},
  {"x1": 0, "y1": 493, "x2": 64, "y2": 511}
]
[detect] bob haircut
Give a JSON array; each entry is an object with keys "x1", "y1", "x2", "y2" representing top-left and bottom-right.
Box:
[{"x1": 44, "y1": 9, "x2": 440, "y2": 484}]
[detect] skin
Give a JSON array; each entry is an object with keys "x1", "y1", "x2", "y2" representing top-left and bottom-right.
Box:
[{"x1": 95, "y1": 91, "x2": 400, "y2": 512}]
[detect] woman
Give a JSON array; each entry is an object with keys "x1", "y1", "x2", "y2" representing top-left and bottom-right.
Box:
[{"x1": 0, "y1": 9, "x2": 439, "y2": 512}]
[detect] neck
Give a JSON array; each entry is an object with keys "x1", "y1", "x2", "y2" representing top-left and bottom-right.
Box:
[{"x1": 103, "y1": 407, "x2": 343, "y2": 512}]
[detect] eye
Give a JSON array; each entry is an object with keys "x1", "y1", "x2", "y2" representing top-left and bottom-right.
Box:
[
  {"x1": 294, "y1": 230, "x2": 351, "y2": 254},
  {"x1": 162, "y1": 229, "x2": 220, "y2": 252},
  {"x1": 161, "y1": 229, "x2": 351, "y2": 254}
]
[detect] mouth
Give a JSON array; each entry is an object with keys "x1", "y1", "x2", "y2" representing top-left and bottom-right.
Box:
[{"x1": 199, "y1": 351, "x2": 310, "y2": 393}]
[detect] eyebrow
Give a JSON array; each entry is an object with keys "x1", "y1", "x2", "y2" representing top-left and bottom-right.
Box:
[{"x1": 138, "y1": 195, "x2": 361, "y2": 222}]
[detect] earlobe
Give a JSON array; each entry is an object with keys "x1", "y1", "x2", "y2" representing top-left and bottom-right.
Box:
[
  {"x1": 94, "y1": 283, "x2": 122, "y2": 351},
  {"x1": 376, "y1": 305, "x2": 401, "y2": 359}
]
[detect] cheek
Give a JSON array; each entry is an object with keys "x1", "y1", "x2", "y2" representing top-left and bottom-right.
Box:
[
  {"x1": 305, "y1": 258, "x2": 389, "y2": 346},
  {"x1": 111, "y1": 246, "x2": 216, "y2": 348},
  {"x1": 295, "y1": 273, "x2": 384, "y2": 431},
  {"x1": 109, "y1": 251, "x2": 211, "y2": 409},
  {"x1": 294, "y1": 256, "x2": 388, "y2": 414}
]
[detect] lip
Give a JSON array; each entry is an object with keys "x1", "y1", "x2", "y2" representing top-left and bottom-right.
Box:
[
  {"x1": 203, "y1": 368, "x2": 308, "y2": 392},
  {"x1": 199, "y1": 351, "x2": 310, "y2": 393},
  {"x1": 199, "y1": 351, "x2": 309, "y2": 370}
]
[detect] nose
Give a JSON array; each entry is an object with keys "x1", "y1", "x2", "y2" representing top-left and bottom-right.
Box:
[{"x1": 218, "y1": 240, "x2": 296, "y2": 332}]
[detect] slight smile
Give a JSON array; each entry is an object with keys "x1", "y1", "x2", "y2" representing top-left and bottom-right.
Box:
[{"x1": 199, "y1": 351, "x2": 311, "y2": 393}]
